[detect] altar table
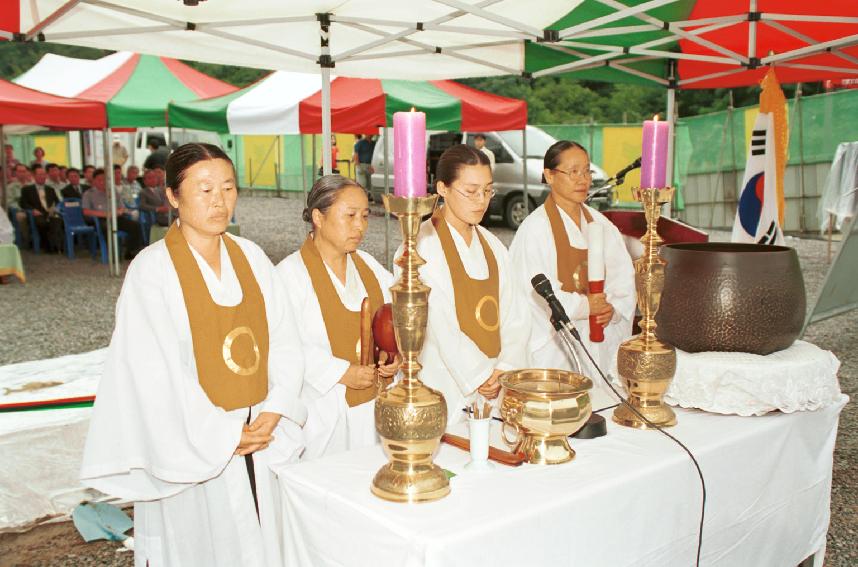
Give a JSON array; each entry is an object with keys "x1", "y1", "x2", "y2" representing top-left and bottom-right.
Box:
[{"x1": 274, "y1": 397, "x2": 847, "y2": 567}]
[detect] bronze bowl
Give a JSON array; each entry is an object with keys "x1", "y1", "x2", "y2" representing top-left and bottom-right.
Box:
[{"x1": 655, "y1": 243, "x2": 806, "y2": 355}]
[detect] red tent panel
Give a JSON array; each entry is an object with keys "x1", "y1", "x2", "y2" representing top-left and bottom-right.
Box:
[
  {"x1": 431, "y1": 80, "x2": 527, "y2": 131},
  {"x1": 160, "y1": 57, "x2": 238, "y2": 98},
  {"x1": 300, "y1": 77, "x2": 386, "y2": 135},
  {"x1": 77, "y1": 53, "x2": 140, "y2": 102},
  {"x1": 0, "y1": 0, "x2": 19, "y2": 36},
  {"x1": 0, "y1": 79, "x2": 106, "y2": 128},
  {"x1": 678, "y1": 0, "x2": 858, "y2": 88}
]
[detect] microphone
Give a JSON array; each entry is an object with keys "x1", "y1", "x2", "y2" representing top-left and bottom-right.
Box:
[
  {"x1": 615, "y1": 156, "x2": 642, "y2": 185},
  {"x1": 530, "y1": 274, "x2": 580, "y2": 341}
]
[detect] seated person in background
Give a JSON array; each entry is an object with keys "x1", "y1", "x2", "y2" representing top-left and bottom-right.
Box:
[
  {"x1": 45, "y1": 163, "x2": 65, "y2": 194},
  {"x1": 61, "y1": 168, "x2": 89, "y2": 199},
  {"x1": 82, "y1": 168, "x2": 144, "y2": 260},
  {"x1": 4, "y1": 144, "x2": 19, "y2": 182},
  {"x1": 113, "y1": 165, "x2": 138, "y2": 220},
  {"x1": 58, "y1": 165, "x2": 68, "y2": 184},
  {"x1": 152, "y1": 165, "x2": 167, "y2": 190},
  {"x1": 143, "y1": 140, "x2": 170, "y2": 171},
  {"x1": 8, "y1": 163, "x2": 32, "y2": 245},
  {"x1": 20, "y1": 165, "x2": 64, "y2": 253},
  {"x1": 138, "y1": 169, "x2": 171, "y2": 227},
  {"x1": 82, "y1": 165, "x2": 96, "y2": 186},
  {"x1": 30, "y1": 146, "x2": 47, "y2": 170},
  {"x1": 123, "y1": 165, "x2": 141, "y2": 195}
]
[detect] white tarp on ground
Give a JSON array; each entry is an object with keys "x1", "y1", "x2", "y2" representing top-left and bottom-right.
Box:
[
  {"x1": 0, "y1": 349, "x2": 105, "y2": 530},
  {"x1": 819, "y1": 141, "x2": 858, "y2": 233}
]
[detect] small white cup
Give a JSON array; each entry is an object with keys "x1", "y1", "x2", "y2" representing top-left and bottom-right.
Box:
[{"x1": 464, "y1": 416, "x2": 494, "y2": 471}]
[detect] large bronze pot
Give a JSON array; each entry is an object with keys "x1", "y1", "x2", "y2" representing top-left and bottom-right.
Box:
[{"x1": 655, "y1": 243, "x2": 805, "y2": 355}]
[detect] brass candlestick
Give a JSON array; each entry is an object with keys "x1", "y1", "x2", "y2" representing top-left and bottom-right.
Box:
[
  {"x1": 372, "y1": 193, "x2": 450, "y2": 503},
  {"x1": 613, "y1": 187, "x2": 678, "y2": 429}
]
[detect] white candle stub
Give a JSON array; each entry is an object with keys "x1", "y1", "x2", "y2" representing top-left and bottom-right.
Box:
[{"x1": 587, "y1": 223, "x2": 605, "y2": 281}]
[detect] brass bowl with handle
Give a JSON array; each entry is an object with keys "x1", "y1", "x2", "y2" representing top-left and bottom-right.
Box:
[{"x1": 499, "y1": 369, "x2": 593, "y2": 465}]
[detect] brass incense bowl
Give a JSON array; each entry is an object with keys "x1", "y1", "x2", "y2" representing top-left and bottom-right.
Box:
[{"x1": 499, "y1": 369, "x2": 593, "y2": 465}]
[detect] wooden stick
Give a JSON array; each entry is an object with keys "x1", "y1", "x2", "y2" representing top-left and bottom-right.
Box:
[{"x1": 359, "y1": 297, "x2": 373, "y2": 366}]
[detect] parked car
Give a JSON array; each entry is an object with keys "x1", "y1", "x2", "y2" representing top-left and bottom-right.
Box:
[{"x1": 369, "y1": 125, "x2": 607, "y2": 229}]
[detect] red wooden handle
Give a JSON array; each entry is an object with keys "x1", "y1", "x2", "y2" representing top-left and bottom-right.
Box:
[{"x1": 588, "y1": 279, "x2": 605, "y2": 343}]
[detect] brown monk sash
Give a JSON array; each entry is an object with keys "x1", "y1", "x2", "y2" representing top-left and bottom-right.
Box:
[
  {"x1": 300, "y1": 236, "x2": 387, "y2": 407},
  {"x1": 431, "y1": 210, "x2": 501, "y2": 358},
  {"x1": 544, "y1": 193, "x2": 594, "y2": 295},
  {"x1": 165, "y1": 224, "x2": 269, "y2": 411}
]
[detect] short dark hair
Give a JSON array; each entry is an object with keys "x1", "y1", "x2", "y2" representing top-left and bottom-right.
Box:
[
  {"x1": 542, "y1": 140, "x2": 588, "y2": 183},
  {"x1": 303, "y1": 174, "x2": 362, "y2": 225},
  {"x1": 435, "y1": 144, "x2": 490, "y2": 188},
  {"x1": 113, "y1": 164, "x2": 122, "y2": 171},
  {"x1": 474, "y1": 133, "x2": 486, "y2": 141},
  {"x1": 46, "y1": 163, "x2": 59, "y2": 171},
  {"x1": 147, "y1": 139, "x2": 160, "y2": 149},
  {"x1": 67, "y1": 167, "x2": 80, "y2": 176},
  {"x1": 32, "y1": 165, "x2": 45, "y2": 173},
  {"x1": 15, "y1": 163, "x2": 29, "y2": 172},
  {"x1": 83, "y1": 165, "x2": 95, "y2": 172},
  {"x1": 166, "y1": 143, "x2": 233, "y2": 196},
  {"x1": 93, "y1": 168, "x2": 105, "y2": 178}
]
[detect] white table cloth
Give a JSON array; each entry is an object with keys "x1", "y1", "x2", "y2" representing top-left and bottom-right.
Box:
[{"x1": 275, "y1": 396, "x2": 847, "y2": 567}]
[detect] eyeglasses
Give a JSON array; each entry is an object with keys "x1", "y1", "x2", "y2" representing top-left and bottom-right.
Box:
[
  {"x1": 552, "y1": 167, "x2": 592, "y2": 179},
  {"x1": 451, "y1": 184, "x2": 496, "y2": 202}
]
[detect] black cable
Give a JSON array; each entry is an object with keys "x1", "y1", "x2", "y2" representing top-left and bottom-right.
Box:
[{"x1": 567, "y1": 326, "x2": 707, "y2": 567}]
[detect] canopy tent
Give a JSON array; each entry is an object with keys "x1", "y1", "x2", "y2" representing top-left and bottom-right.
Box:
[
  {"x1": 167, "y1": 72, "x2": 527, "y2": 134},
  {"x1": 525, "y1": 1, "x2": 858, "y2": 89},
  {"x1": 0, "y1": 78, "x2": 107, "y2": 208},
  {"x1": 7, "y1": 0, "x2": 858, "y2": 178},
  {"x1": 11, "y1": 51, "x2": 237, "y2": 276},
  {"x1": 14, "y1": 51, "x2": 236, "y2": 127}
]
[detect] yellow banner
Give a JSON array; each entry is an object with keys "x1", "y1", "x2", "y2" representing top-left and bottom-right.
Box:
[
  {"x1": 33, "y1": 135, "x2": 69, "y2": 166},
  {"x1": 602, "y1": 126, "x2": 643, "y2": 206}
]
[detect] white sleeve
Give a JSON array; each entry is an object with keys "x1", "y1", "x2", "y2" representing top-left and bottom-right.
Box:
[
  {"x1": 80, "y1": 255, "x2": 245, "y2": 502},
  {"x1": 602, "y1": 222, "x2": 636, "y2": 325},
  {"x1": 259, "y1": 262, "x2": 308, "y2": 426}
]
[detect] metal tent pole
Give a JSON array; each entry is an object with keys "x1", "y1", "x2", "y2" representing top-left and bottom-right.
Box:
[
  {"x1": 383, "y1": 125, "x2": 391, "y2": 268},
  {"x1": 522, "y1": 128, "x2": 529, "y2": 218},
  {"x1": 664, "y1": 61, "x2": 677, "y2": 218},
  {"x1": 320, "y1": 14, "x2": 333, "y2": 175},
  {"x1": 103, "y1": 129, "x2": 119, "y2": 276}
]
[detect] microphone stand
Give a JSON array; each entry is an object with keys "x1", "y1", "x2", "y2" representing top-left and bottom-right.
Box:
[{"x1": 550, "y1": 316, "x2": 583, "y2": 375}]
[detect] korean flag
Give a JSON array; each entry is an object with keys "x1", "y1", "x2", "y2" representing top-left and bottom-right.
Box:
[{"x1": 732, "y1": 112, "x2": 784, "y2": 245}]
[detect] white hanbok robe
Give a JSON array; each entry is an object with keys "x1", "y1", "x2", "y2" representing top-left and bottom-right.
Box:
[
  {"x1": 509, "y1": 203, "x2": 636, "y2": 408},
  {"x1": 80, "y1": 233, "x2": 307, "y2": 567},
  {"x1": 277, "y1": 249, "x2": 393, "y2": 459},
  {"x1": 400, "y1": 218, "x2": 530, "y2": 426}
]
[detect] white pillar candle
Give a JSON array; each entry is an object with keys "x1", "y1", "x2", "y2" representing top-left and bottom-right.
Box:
[{"x1": 587, "y1": 223, "x2": 605, "y2": 281}]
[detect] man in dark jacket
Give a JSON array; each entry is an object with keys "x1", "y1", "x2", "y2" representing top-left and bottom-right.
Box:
[
  {"x1": 143, "y1": 140, "x2": 170, "y2": 170},
  {"x1": 20, "y1": 165, "x2": 64, "y2": 252}
]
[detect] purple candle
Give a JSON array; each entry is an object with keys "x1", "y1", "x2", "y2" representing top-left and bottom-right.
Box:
[
  {"x1": 640, "y1": 115, "x2": 670, "y2": 188},
  {"x1": 393, "y1": 109, "x2": 427, "y2": 197}
]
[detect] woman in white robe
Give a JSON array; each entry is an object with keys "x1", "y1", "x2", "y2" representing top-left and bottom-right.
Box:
[
  {"x1": 80, "y1": 143, "x2": 306, "y2": 567},
  {"x1": 402, "y1": 144, "x2": 530, "y2": 426},
  {"x1": 509, "y1": 140, "x2": 635, "y2": 408},
  {"x1": 277, "y1": 175, "x2": 399, "y2": 459}
]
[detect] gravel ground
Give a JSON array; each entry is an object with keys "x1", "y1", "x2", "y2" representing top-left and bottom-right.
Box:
[{"x1": 0, "y1": 196, "x2": 854, "y2": 566}]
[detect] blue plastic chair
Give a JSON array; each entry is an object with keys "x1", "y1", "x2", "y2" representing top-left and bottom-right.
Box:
[
  {"x1": 58, "y1": 199, "x2": 97, "y2": 260},
  {"x1": 88, "y1": 215, "x2": 128, "y2": 264},
  {"x1": 135, "y1": 195, "x2": 155, "y2": 246}
]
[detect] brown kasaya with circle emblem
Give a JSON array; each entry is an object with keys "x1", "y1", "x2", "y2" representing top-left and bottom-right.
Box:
[
  {"x1": 300, "y1": 236, "x2": 388, "y2": 407},
  {"x1": 431, "y1": 209, "x2": 500, "y2": 357},
  {"x1": 544, "y1": 193, "x2": 593, "y2": 294},
  {"x1": 165, "y1": 224, "x2": 269, "y2": 411}
]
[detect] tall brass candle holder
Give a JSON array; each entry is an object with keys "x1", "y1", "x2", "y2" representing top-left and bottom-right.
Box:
[
  {"x1": 372, "y1": 193, "x2": 450, "y2": 503},
  {"x1": 612, "y1": 187, "x2": 678, "y2": 429}
]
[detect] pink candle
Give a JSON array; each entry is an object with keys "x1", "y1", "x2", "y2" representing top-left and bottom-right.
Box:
[
  {"x1": 640, "y1": 115, "x2": 670, "y2": 188},
  {"x1": 393, "y1": 109, "x2": 427, "y2": 197}
]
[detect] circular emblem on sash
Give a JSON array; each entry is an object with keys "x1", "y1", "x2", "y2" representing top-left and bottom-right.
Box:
[
  {"x1": 572, "y1": 260, "x2": 589, "y2": 294},
  {"x1": 474, "y1": 295, "x2": 500, "y2": 332},
  {"x1": 222, "y1": 326, "x2": 261, "y2": 376}
]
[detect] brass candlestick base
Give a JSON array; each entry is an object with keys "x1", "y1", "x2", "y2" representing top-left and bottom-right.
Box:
[
  {"x1": 613, "y1": 187, "x2": 677, "y2": 430},
  {"x1": 372, "y1": 194, "x2": 450, "y2": 503}
]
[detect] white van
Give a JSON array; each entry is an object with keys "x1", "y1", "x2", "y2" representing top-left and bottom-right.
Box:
[{"x1": 369, "y1": 125, "x2": 606, "y2": 228}]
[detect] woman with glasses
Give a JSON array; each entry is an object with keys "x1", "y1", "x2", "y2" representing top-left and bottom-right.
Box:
[
  {"x1": 509, "y1": 140, "x2": 635, "y2": 406},
  {"x1": 404, "y1": 144, "x2": 529, "y2": 425}
]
